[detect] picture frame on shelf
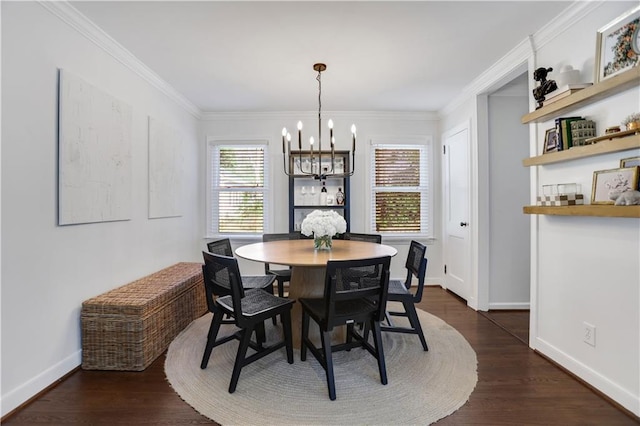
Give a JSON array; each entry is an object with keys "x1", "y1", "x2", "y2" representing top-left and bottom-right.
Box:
[
  {"x1": 594, "y1": 4, "x2": 640, "y2": 83},
  {"x1": 591, "y1": 166, "x2": 640, "y2": 204},
  {"x1": 543, "y1": 128, "x2": 560, "y2": 153},
  {"x1": 620, "y1": 156, "x2": 640, "y2": 168}
]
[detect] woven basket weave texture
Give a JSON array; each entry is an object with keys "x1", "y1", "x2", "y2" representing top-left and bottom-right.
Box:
[{"x1": 81, "y1": 262, "x2": 205, "y2": 371}]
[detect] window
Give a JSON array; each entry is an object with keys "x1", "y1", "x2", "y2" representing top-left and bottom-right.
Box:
[
  {"x1": 208, "y1": 142, "x2": 269, "y2": 236},
  {"x1": 370, "y1": 141, "x2": 432, "y2": 237}
]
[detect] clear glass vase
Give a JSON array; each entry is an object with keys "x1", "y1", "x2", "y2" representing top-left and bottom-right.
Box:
[{"x1": 314, "y1": 235, "x2": 332, "y2": 250}]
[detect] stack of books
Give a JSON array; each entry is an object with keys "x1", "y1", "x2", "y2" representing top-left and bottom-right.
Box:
[
  {"x1": 543, "y1": 83, "x2": 593, "y2": 106},
  {"x1": 554, "y1": 116, "x2": 593, "y2": 150}
]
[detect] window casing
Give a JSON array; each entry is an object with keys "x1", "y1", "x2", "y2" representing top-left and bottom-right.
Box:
[
  {"x1": 370, "y1": 141, "x2": 432, "y2": 237},
  {"x1": 208, "y1": 142, "x2": 269, "y2": 236}
]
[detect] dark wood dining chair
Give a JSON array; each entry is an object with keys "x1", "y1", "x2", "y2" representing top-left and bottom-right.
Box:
[
  {"x1": 344, "y1": 232, "x2": 382, "y2": 279},
  {"x1": 262, "y1": 232, "x2": 300, "y2": 298},
  {"x1": 207, "y1": 238, "x2": 277, "y2": 294},
  {"x1": 200, "y1": 251, "x2": 295, "y2": 393},
  {"x1": 381, "y1": 240, "x2": 429, "y2": 351},
  {"x1": 299, "y1": 255, "x2": 391, "y2": 400},
  {"x1": 207, "y1": 238, "x2": 278, "y2": 324}
]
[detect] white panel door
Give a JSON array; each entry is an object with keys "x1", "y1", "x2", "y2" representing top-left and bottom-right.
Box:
[{"x1": 443, "y1": 125, "x2": 471, "y2": 301}]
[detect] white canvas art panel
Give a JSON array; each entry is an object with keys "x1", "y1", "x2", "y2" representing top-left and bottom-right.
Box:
[
  {"x1": 58, "y1": 69, "x2": 132, "y2": 225},
  {"x1": 148, "y1": 117, "x2": 184, "y2": 218}
]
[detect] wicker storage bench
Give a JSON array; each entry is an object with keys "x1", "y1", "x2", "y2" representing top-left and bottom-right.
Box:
[{"x1": 81, "y1": 262, "x2": 206, "y2": 371}]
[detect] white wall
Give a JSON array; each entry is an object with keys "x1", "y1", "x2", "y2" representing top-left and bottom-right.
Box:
[
  {"x1": 488, "y1": 79, "x2": 531, "y2": 308},
  {"x1": 442, "y1": 1, "x2": 639, "y2": 415},
  {"x1": 530, "y1": 2, "x2": 640, "y2": 415},
  {"x1": 200, "y1": 112, "x2": 444, "y2": 282},
  {"x1": 1, "y1": 2, "x2": 202, "y2": 416}
]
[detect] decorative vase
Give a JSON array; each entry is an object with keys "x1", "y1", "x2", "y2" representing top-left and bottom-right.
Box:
[{"x1": 314, "y1": 235, "x2": 332, "y2": 250}]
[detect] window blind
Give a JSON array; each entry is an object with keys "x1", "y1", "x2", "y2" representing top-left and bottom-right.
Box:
[
  {"x1": 211, "y1": 145, "x2": 268, "y2": 234},
  {"x1": 371, "y1": 144, "x2": 430, "y2": 235}
]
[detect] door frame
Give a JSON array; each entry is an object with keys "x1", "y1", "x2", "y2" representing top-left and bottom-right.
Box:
[{"x1": 441, "y1": 58, "x2": 534, "y2": 313}]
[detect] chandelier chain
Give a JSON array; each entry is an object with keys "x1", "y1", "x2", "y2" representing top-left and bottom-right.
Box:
[{"x1": 317, "y1": 69, "x2": 322, "y2": 162}]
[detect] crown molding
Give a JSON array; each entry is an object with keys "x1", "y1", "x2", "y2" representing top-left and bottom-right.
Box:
[
  {"x1": 532, "y1": 0, "x2": 603, "y2": 51},
  {"x1": 439, "y1": 0, "x2": 603, "y2": 117},
  {"x1": 38, "y1": 1, "x2": 201, "y2": 119},
  {"x1": 200, "y1": 110, "x2": 438, "y2": 121}
]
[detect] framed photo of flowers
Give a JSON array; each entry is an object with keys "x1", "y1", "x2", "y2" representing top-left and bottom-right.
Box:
[
  {"x1": 595, "y1": 5, "x2": 640, "y2": 83},
  {"x1": 591, "y1": 166, "x2": 639, "y2": 204}
]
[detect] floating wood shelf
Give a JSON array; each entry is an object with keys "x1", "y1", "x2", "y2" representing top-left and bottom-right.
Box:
[
  {"x1": 521, "y1": 67, "x2": 640, "y2": 124},
  {"x1": 522, "y1": 67, "x2": 640, "y2": 218},
  {"x1": 522, "y1": 134, "x2": 640, "y2": 166},
  {"x1": 523, "y1": 205, "x2": 640, "y2": 218}
]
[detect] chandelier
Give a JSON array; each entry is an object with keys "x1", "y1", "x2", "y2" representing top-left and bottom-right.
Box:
[{"x1": 281, "y1": 63, "x2": 356, "y2": 180}]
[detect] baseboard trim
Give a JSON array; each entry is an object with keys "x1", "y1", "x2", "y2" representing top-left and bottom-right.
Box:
[
  {"x1": 0, "y1": 350, "x2": 81, "y2": 418},
  {"x1": 534, "y1": 337, "x2": 640, "y2": 418},
  {"x1": 488, "y1": 302, "x2": 530, "y2": 310}
]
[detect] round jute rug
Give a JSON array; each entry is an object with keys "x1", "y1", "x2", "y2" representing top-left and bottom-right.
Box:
[{"x1": 165, "y1": 306, "x2": 477, "y2": 425}]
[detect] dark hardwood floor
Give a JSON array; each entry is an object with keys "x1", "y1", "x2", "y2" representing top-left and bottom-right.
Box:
[
  {"x1": 480, "y1": 309, "x2": 530, "y2": 345},
  {"x1": 4, "y1": 287, "x2": 638, "y2": 425}
]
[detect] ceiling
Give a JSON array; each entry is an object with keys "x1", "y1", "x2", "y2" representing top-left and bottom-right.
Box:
[{"x1": 70, "y1": 1, "x2": 573, "y2": 113}]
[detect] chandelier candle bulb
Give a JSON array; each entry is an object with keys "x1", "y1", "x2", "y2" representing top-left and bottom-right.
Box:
[
  {"x1": 282, "y1": 127, "x2": 287, "y2": 153},
  {"x1": 297, "y1": 121, "x2": 303, "y2": 149},
  {"x1": 351, "y1": 124, "x2": 357, "y2": 152}
]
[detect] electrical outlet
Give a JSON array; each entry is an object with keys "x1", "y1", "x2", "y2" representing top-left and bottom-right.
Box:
[{"x1": 583, "y1": 322, "x2": 596, "y2": 347}]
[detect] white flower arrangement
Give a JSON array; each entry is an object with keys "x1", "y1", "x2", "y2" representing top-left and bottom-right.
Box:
[{"x1": 300, "y1": 210, "x2": 347, "y2": 238}]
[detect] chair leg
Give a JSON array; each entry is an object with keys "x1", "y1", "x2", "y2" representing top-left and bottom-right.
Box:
[
  {"x1": 346, "y1": 323, "x2": 354, "y2": 350},
  {"x1": 405, "y1": 301, "x2": 428, "y2": 351},
  {"x1": 229, "y1": 328, "x2": 253, "y2": 394},
  {"x1": 371, "y1": 320, "x2": 388, "y2": 385},
  {"x1": 362, "y1": 322, "x2": 370, "y2": 347},
  {"x1": 201, "y1": 312, "x2": 224, "y2": 369},
  {"x1": 300, "y1": 310, "x2": 309, "y2": 362},
  {"x1": 281, "y1": 309, "x2": 294, "y2": 364},
  {"x1": 255, "y1": 321, "x2": 266, "y2": 349},
  {"x1": 278, "y1": 279, "x2": 285, "y2": 298},
  {"x1": 320, "y1": 330, "x2": 336, "y2": 400},
  {"x1": 385, "y1": 310, "x2": 393, "y2": 326},
  {"x1": 271, "y1": 279, "x2": 286, "y2": 325}
]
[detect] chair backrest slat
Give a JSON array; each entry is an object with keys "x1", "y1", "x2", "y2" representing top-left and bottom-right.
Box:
[
  {"x1": 202, "y1": 251, "x2": 246, "y2": 325},
  {"x1": 343, "y1": 232, "x2": 382, "y2": 244},
  {"x1": 404, "y1": 240, "x2": 428, "y2": 302},
  {"x1": 206, "y1": 238, "x2": 234, "y2": 257},
  {"x1": 324, "y1": 256, "x2": 391, "y2": 327}
]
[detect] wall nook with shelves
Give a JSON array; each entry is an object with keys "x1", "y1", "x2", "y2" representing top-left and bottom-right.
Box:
[
  {"x1": 288, "y1": 151, "x2": 351, "y2": 232},
  {"x1": 522, "y1": 66, "x2": 640, "y2": 218}
]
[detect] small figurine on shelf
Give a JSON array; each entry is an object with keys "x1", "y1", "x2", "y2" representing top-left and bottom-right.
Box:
[
  {"x1": 622, "y1": 112, "x2": 640, "y2": 130},
  {"x1": 613, "y1": 190, "x2": 640, "y2": 206},
  {"x1": 532, "y1": 67, "x2": 558, "y2": 110},
  {"x1": 336, "y1": 187, "x2": 345, "y2": 205}
]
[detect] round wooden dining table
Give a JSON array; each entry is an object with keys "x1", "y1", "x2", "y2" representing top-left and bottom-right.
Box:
[{"x1": 235, "y1": 238, "x2": 397, "y2": 348}]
